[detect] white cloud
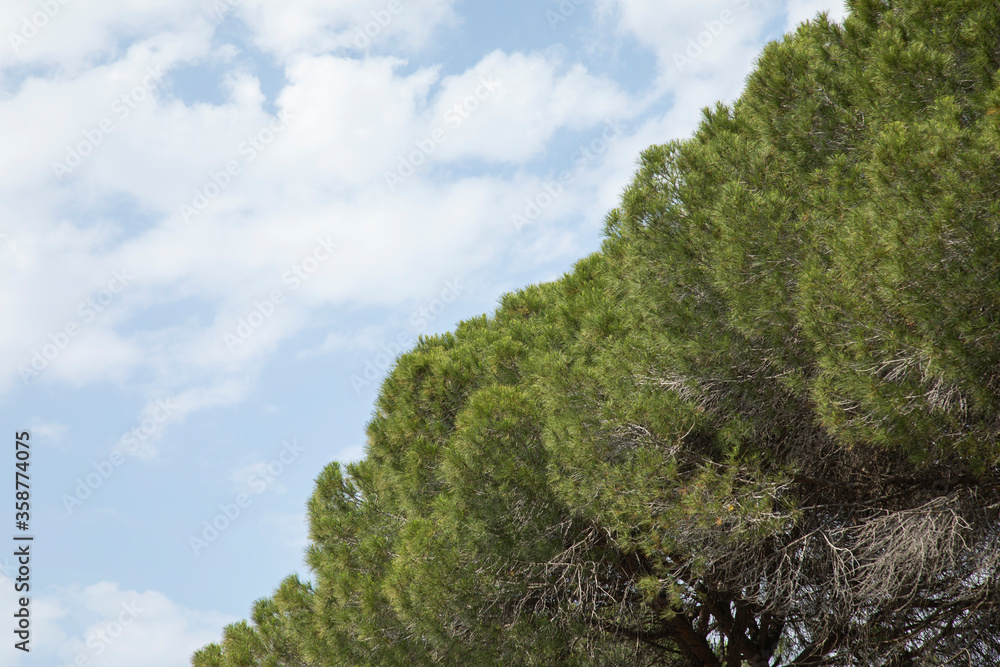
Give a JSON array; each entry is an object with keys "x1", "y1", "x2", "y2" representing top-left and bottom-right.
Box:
[
  {"x1": 237, "y1": 0, "x2": 460, "y2": 61},
  {"x1": 0, "y1": 6, "x2": 649, "y2": 394},
  {"x1": 0, "y1": 0, "x2": 853, "y2": 398},
  {"x1": 0, "y1": 579, "x2": 234, "y2": 667},
  {"x1": 428, "y1": 50, "x2": 636, "y2": 163},
  {"x1": 0, "y1": 0, "x2": 840, "y2": 424},
  {"x1": 167, "y1": 380, "x2": 252, "y2": 420},
  {"x1": 596, "y1": 0, "x2": 775, "y2": 91},
  {"x1": 302, "y1": 325, "x2": 388, "y2": 357},
  {"x1": 0, "y1": 0, "x2": 209, "y2": 71},
  {"x1": 600, "y1": 0, "x2": 849, "y2": 86},
  {"x1": 270, "y1": 54, "x2": 441, "y2": 187},
  {"x1": 0, "y1": 0, "x2": 461, "y2": 71}
]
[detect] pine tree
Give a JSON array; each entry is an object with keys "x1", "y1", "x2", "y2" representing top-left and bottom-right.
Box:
[{"x1": 194, "y1": 1, "x2": 1000, "y2": 664}]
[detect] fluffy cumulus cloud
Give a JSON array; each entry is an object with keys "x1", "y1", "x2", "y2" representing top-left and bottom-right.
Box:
[
  {"x1": 0, "y1": 2, "x2": 854, "y2": 392},
  {"x1": 596, "y1": 0, "x2": 846, "y2": 96},
  {"x1": 1, "y1": 0, "x2": 209, "y2": 71},
  {"x1": 0, "y1": 43, "x2": 636, "y2": 397},
  {"x1": 0, "y1": 580, "x2": 235, "y2": 667},
  {"x1": 595, "y1": 0, "x2": 773, "y2": 91},
  {"x1": 237, "y1": 0, "x2": 459, "y2": 59},
  {"x1": 425, "y1": 50, "x2": 635, "y2": 163}
]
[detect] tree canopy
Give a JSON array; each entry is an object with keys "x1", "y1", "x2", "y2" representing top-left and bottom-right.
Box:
[{"x1": 193, "y1": 1, "x2": 1000, "y2": 664}]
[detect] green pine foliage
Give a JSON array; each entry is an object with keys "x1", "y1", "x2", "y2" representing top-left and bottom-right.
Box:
[{"x1": 194, "y1": 1, "x2": 1000, "y2": 664}]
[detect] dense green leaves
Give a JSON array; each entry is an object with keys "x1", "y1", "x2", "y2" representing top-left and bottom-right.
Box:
[{"x1": 195, "y1": 2, "x2": 1000, "y2": 665}]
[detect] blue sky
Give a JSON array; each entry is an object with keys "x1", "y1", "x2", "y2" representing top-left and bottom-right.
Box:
[{"x1": 0, "y1": 0, "x2": 846, "y2": 664}]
